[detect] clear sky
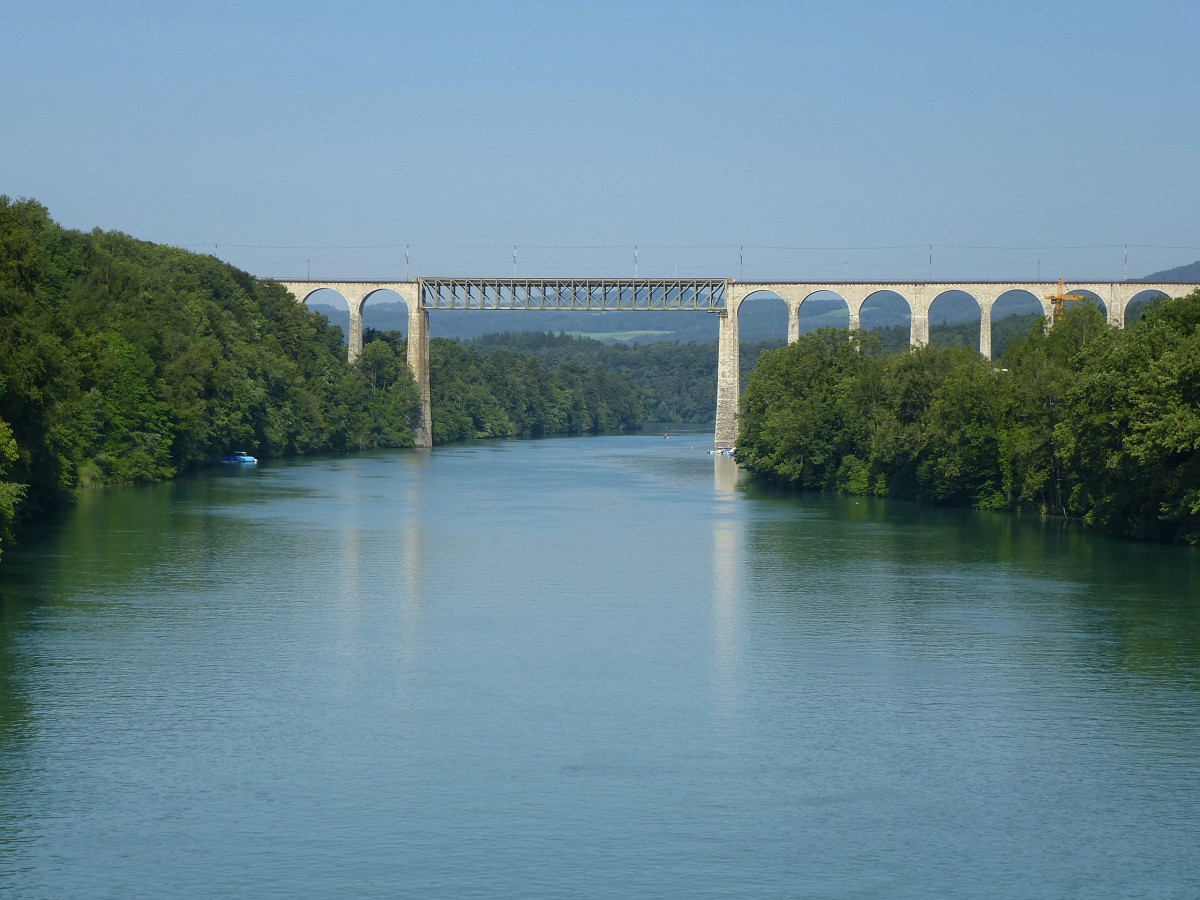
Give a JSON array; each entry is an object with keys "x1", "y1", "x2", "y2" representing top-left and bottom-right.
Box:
[{"x1": 5, "y1": 0, "x2": 1199, "y2": 282}]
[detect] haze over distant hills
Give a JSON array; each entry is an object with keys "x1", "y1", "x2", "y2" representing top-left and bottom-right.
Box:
[
  {"x1": 308, "y1": 262, "x2": 1200, "y2": 345},
  {"x1": 311, "y1": 292, "x2": 1018, "y2": 344},
  {"x1": 315, "y1": 296, "x2": 895, "y2": 344},
  {"x1": 1141, "y1": 259, "x2": 1200, "y2": 281}
]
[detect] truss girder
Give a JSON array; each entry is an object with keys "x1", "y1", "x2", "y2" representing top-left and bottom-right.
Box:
[{"x1": 418, "y1": 278, "x2": 728, "y2": 311}]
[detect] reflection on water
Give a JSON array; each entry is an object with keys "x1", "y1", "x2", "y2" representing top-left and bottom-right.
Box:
[
  {"x1": 0, "y1": 434, "x2": 1198, "y2": 899},
  {"x1": 739, "y1": 485, "x2": 1200, "y2": 682},
  {"x1": 710, "y1": 456, "x2": 742, "y2": 724}
]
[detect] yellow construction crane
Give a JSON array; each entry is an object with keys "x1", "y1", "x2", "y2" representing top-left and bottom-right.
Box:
[{"x1": 1045, "y1": 279, "x2": 1084, "y2": 325}]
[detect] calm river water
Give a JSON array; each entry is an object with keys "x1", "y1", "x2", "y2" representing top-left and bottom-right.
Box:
[{"x1": 1, "y1": 430, "x2": 1198, "y2": 898}]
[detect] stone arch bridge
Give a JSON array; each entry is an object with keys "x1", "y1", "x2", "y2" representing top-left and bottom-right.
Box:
[{"x1": 273, "y1": 278, "x2": 1199, "y2": 449}]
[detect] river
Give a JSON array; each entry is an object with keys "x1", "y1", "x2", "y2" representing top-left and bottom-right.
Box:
[{"x1": 1, "y1": 430, "x2": 1198, "y2": 898}]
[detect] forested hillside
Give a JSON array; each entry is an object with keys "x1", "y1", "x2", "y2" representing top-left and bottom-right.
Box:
[
  {"x1": 1142, "y1": 259, "x2": 1200, "y2": 281},
  {"x1": 361, "y1": 330, "x2": 646, "y2": 442},
  {"x1": 466, "y1": 331, "x2": 783, "y2": 423},
  {"x1": 737, "y1": 292, "x2": 1200, "y2": 543},
  {"x1": 0, "y1": 200, "x2": 648, "y2": 562},
  {"x1": 462, "y1": 320, "x2": 1044, "y2": 424},
  {"x1": 0, "y1": 198, "x2": 423, "y2": 558}
]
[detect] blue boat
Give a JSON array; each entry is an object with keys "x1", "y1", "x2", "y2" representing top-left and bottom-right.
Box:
[{"x1": 220, "y1": 451, "x2": 258, "y2": 465}]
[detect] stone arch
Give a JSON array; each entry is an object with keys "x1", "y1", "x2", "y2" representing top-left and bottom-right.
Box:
[
  {"x1": 302, "y1": 288, "x2": 353, "y2": 343},
  {"x1": 859, "y1": 289, "x2": 912, "y2": 351},
  {"x1": 928, "y1": 289, "x2": 982, "y2": 350},
  {"x1": 361, "y1": 288, "x2": 412, "y2": 341},
  {"x1": 1124, "y1": 288, "x2": 1172, "y2": 327},
  {"x1": 1063, "y1": 287, "x2": 1107, "y2": 320},
  {"x1": 798, "y1": 290, "x2": 850, "y2": 334},
  {"x1": 295, "y1": 286, "x2": 343, "y2": 308},
  {"x1": 735, "y1": 289, "x2": 790, "y2": 345},
  {"x1": 990, "y1": 290, "x2": 1044, "y2": 360}
]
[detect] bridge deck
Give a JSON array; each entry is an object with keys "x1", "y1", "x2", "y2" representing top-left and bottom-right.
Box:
[{"x1": 417, "y1": 277, "x2": 727, "y2": 310}]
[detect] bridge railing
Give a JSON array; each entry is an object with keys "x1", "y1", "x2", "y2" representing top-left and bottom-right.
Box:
[{"x1": 418, "y1": 278, "x2": 728, "y2": 311}]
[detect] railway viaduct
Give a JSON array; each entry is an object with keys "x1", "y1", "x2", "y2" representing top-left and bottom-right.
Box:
[{"x1": 274, "y1": 278, "x2": 1200, "y2": 449}]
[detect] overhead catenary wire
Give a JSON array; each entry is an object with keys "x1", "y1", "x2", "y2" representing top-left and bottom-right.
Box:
[
  {"x1": 183, "y1": 240, "x2": 1200, "y2": 253},
  {"x1": 191, "y1": 240, "x2": 1199, "y2": 284}
]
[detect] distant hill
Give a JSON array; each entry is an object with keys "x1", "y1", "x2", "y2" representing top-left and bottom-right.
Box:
[
  {"x1": 1140, "y1": 260, "x2": 1200, "y2": 281},
  {"x1": 310, "y1": 291, "x2": 972, "y2": 345}
]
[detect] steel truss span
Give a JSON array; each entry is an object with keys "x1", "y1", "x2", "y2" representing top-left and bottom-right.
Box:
[{"x1": 418, "y1": 278, "x2": 728, "y2": 311}]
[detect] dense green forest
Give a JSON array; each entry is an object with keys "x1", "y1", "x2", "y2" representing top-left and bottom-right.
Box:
[
  {"x1": 0, "y1": 200, "x2": 647, "y2": 561},
  {"x1": 362, "y1": 329, "x2": 646, "y2": 442},
  {"x1": 871, "y1": 313, "x2": 1043, "y2": 357},
  {"x1": 462, "y1": 321, "x2": 1039, "y2": 424},
  {"x1": 737, "y1": 293, "x2": 1200, "y2": 543},
  {"x1": 0, "y1": 197, "x2": 424, "y2": 559},
  {"x1": 466, "y1": 331, "x2": 782, "y2": 423}
]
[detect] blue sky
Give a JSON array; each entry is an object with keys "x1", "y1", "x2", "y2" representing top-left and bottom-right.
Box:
[{"x1": 5, "y1": 0, "x2": 1199, "y2": 282}]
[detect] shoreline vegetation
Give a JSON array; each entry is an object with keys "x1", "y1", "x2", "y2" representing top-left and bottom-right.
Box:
[
  {"x1": 0, "y1": 199, "x2": 644, "y2": 561},
  {"x1": 736, "y1": 293, "x2": 1200, "y2": 544},
  {"x1": 3, "y1": 198, "x2": 1197, "y2": 559}
]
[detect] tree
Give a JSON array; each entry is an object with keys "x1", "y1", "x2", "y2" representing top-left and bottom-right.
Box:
[
  {"x1": 737, "y1": 328, "x2": 874, "y2": 488},
  {"x1": 0, "y1": 198, "x2": 424, "y2": 561},
  {"x1": 736, "y1": 292, "x2": 1200, "y2": 543}
]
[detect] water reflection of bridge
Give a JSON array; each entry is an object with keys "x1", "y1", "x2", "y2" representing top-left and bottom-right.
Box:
[{"x1": 274, "y1": 278, "x2": 1200, "y2": 450}]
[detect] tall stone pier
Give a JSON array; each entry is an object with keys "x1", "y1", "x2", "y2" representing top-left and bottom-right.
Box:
[
  {"x1": 713, "y1": 309, "x2": 740, "y2": 449},
  {"x1": 407, "y1": 301, "x2": 432, "y2": 448}
]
